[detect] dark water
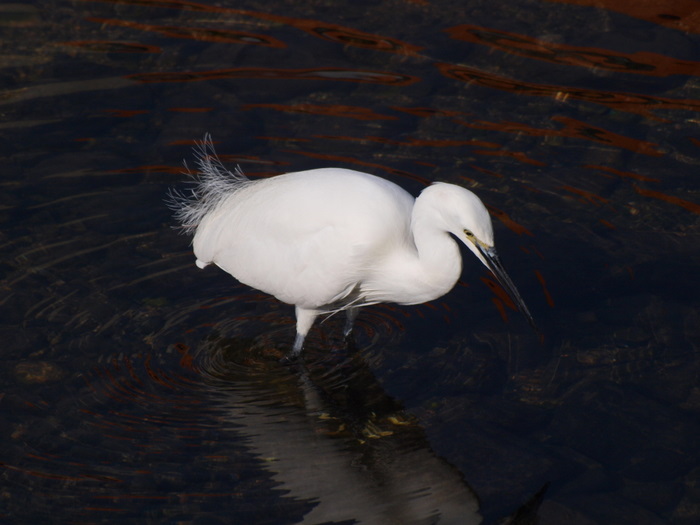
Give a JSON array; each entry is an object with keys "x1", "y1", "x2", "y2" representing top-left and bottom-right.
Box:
[{"x1": 1, "y1": 0, "x2": 699, "y2": 523}]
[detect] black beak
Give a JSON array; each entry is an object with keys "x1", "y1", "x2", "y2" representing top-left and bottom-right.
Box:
[{"x1": 478, "y1": 245, "x2": 538, "y2": 333}]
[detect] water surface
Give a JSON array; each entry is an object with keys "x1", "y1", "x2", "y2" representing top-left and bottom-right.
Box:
[{"x1": 1, "y1": 0, "x2": 699, "y2": 523}]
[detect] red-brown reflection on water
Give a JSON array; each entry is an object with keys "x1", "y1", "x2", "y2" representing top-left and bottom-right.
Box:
[
  {"x1": 534, "y1": 270, "x2": 555, "y2": 308},
  {"x1": 300, "y1": 25, "x2": 419, "y2": 55},
  {"x1": 467, "y1": 165, "x2": 504, "y2": 179},
  {"x1": 129, "y1": 67, "x2": 419, "y2": 85},
  {"x1": 546, "y1": 0, "x2": 700, "y2": 34},
  {"x1": 86, "y1": 17, "x2": 286, "y2": 47},
  {"x1": 0, "y1": 456, "x2": 123, "y2": 484},
  {"x1": 481, "y1": 276, "x2": 518, "y2": 312},
  {"x1": 81, "y1": 0, "x2": 421, "y2": 55},
  {"x1": 453, "y1": 115, "x2": 663, "y2": 156},
  {"x1": 486, "y1": 205, "x2": 535, "y2": 237},
  {"x1": 446, "y1": 24, "x2": 700, "y2": 76},
  {"x1": 390, "y1": 105, "x2": 662, "y2": 163},
  {"x1": 106, "y1": 164, "x2": 185, "y2": 175},
  {"x1": 392, "y1": 107, "x2": 472, "y2": 119},
  {"x1": 103, "y1": 109, "x2": 150, "y2": 118},
  {"x1": 243, "y1": 103, "x2": 398, "y2": 121},
  {"x1": 634, "y1": 185, "x2": 700, "y2": 215},
  {"x1": 60, "y1": 40, "x2": 160, "y2": 53},
  {"x1": 473, "y1": 148, "x2": 546, "y2": 167},
  {"x1": 312, "y1": 133, "x2": 499, "y2": 150},
  {"x1": 437, "y1": 63, "x2": 700, "y2": 119},
  {"x1": 80, "y1": 0, "x2": 215, "y2": 10},
  {"x1": 168, "y1": 107, "x2": 214, "y2": 113},
  {"x1": 585, "y1": 164, "x2": 661, "y2": 182},
  {"x1": 561, "y1": 184, "x2": 610, "y2": 206}
]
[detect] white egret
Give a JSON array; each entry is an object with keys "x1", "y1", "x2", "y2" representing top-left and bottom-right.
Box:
[{"x1": 170, "y1": 136, "x2": 536, "y2": 356}]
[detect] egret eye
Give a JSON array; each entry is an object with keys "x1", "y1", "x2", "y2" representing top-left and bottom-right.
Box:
[{"x1": 464, "y1": 229, "x2": 475, "y2": 239}]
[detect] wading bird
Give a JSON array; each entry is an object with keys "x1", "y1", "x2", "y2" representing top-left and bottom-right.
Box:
[{"x1": 170, "y1": 136, "x2": 535, "y2": 356}]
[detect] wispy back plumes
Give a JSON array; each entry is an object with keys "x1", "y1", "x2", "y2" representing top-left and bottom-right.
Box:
[{"x1": 166, "y1": 134, "x2": 252, "y2": 234}]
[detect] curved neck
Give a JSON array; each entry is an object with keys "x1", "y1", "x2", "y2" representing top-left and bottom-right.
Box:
[
  {"x1": 407, "y1": 212, "x2": 462, "y2": 303},
  {"x1": 363, "y1": 201, "x2": 462, "y2": 306}
]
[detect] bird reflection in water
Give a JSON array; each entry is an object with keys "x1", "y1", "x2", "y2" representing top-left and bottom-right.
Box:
[{"x1": 199, "y1": 334, "x2": 542, "y2": 524}]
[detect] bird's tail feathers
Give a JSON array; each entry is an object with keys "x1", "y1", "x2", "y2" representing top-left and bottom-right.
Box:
[{"x1": 166, "y1": 133, "x2": 252, "y2": 234}]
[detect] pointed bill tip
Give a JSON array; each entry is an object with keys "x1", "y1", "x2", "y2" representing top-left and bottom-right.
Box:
[{"x1": 478, "y1": 246, "x2": 539, "y2": 335}]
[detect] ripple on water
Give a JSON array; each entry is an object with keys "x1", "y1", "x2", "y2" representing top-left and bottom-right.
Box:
[{"x1": 1, "y1": 289, "x2": 439, "y2": 522}]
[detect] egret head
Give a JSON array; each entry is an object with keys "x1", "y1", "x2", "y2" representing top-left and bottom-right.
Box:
[
  {"x1": 419, "y1": 183, "x2": 493, "y2": 257},
  {"x1": 422, "y1": 183, "x2": 537, "y2": 332}
]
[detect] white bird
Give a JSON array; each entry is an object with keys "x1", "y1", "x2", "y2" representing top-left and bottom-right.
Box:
[{"x1": 170, "y1": 136, "x2": 535, "y2": 356}]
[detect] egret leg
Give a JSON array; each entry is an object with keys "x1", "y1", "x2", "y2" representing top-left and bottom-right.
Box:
[
  {"x1": 290, "y1": 307, "x2": 319, "y2": 356},
  {"x1": 343, "y1": 307, "x2": 359, "y2": 338},
  {"x1": 291, "y1": 333, "x2": 305, "y2": 356}
]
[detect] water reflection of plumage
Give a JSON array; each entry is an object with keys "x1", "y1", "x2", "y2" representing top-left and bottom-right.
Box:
[{"x1": 206, "y1": 337, "x2": 483, "y2": 524}]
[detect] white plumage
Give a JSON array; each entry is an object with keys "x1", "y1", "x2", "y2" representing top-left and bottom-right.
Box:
[{"x1": 170, "y1": 136, "x2": 535, "y2": 355}]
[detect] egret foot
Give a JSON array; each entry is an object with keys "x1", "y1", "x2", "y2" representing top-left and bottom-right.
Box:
[{"x1": 279, "y1": 353, "x2": 300, "y2": 365}]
